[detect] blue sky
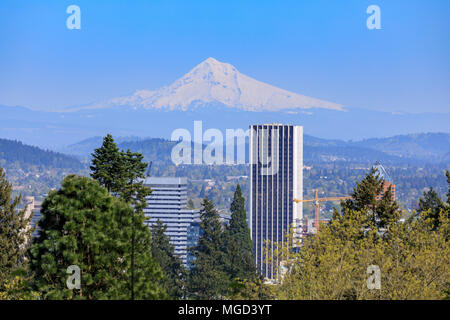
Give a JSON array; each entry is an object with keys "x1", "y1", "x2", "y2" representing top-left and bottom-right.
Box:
[{"x1": 0, "y1": 0, "x2": 449, "y2": 113}]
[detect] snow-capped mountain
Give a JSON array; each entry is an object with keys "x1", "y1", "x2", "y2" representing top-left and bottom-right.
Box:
[
  {"x1": 3, "y1": 58, "x2": 449, "y2": 148},
  {"x1": 88, "y1": 57, "x2": 342, "y2": 112}
]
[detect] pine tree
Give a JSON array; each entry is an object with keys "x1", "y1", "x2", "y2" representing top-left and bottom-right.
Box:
[
  {"x1": 0, "y1": 166, "x2": 33, "y2": 290},
  {"x1": 340, "y1": 168, "x2": 401, "y2": 228},
  {"x1": 223, "y1": 184, "x2": 256, "y2": 283},
  {"x1": 116, "y1": 149, "x2": 152, "y2": 300},
  {"x1": 30, "y1": 175, "x2": 166, "y2": 300},
  {"x1": 90, "y1": 134, "x2": 123, "y2": 193},
  {"x1": 118, "y1": 149, "x2": 150, "y2": 207},
  {"x1": 187, "y1": 197, "x2": 228, "y2": 299},
  {"x1": 90, "y1": 136, "x2": 152, "y2": 299},
  {"x1": 151, "y1": 220, "x2": 186, "y2": 299},
  {"x1": 91, "y1": 137, "x2": 152, "y2": 206},
  {"x1": 375, "y1": 186, "x2": 400, "y2": 228},
  {"x1": 418, "y1": 187, "x2": 445, "y2": 229}
]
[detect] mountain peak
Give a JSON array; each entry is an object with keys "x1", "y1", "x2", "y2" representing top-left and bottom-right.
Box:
[
  {"x1": 185, "y1": 57, "x2": 239, "y2": 84},
  {"x1": 202, "y1": 57, "x2": 221, "y2": 65},
  {"x1": 197, "y1": 57, "x2": 230, "y2": 69},
  {"x1": 90, "y1": 58, "x2": 343, "y2": 112}
]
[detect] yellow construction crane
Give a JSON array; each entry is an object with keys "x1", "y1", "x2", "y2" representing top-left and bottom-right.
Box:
[{"x1": 293, "y1": 189, "x2": 351, "y2": 234}]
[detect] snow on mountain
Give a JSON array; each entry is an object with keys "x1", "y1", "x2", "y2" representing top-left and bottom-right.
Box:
[{"x1": 89, "y1": 57, "x2": 342, "y2": 112}]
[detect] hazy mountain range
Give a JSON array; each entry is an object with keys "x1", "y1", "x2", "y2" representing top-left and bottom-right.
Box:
[
  {"x1": 0, "y1": 58, "x2": 449, "y2": 148},
  {"x1": 1, "y1": 133, "x2": 448, "y2": 175},
  {"x1": 60, "y1": 132, "x2": 450, "y2": 165}
]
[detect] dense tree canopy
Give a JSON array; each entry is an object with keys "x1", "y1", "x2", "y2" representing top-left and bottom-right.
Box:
[
  {"x1": 222, "y1": 184, "x2": 256, "y2": 282},
  {"x1": 0, "y1": 166, "x2": 33, "y2": 295},
  {"x1": 237, "y1": 171, "x2": 450, "y2": 300},
  {"x1": 268, "y1": 207, "x2": 450, "y2": 299},
  {"x1": 151, "y1": 220, "x2": 186, "y2": 299},
  {"x1": 29, "y1": 175, "x2": 166, "y2": 299},
  {"x1": 187, "y1": 197, "x2": 228, "y2": 299},
  {"x1": 340, "y1": 168, "x2": 401, "y2": 228},
  {"x1": 418, "y1": 187, "x2": 445, "y2": 229}
]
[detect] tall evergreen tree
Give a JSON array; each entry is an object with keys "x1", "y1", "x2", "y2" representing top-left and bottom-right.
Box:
[
  {"x1": 116, "y1": 149, "x2": 151, "y2": 213},
  {"x1": 91, "y1": 135, "x2": 151, "y2": 205},
  {"x1": 418, "y1": 187, "x2": 445, "y2": 229},
  {"x1": 90, "y1": 134, "x2": 123, "y2": 193},
  {"x1": 188, "y1": 197, "x2": 228, "y2": 299},
  {"x1": 0, "y1": 166, "x2": 33, "y2": 289},
  {"x1": 223, "y1": 185, "x2": 256, "y2": 282},
  {"x1": 375, "y1": 186, "x2": 399, "y2": 228},
  {"x1": 340, "y1": 168, "x2": 401, "y2": 228},
  {"x1": 90, "y1": 135, "x2": 153, "y2": 299},
  {"x1": 30, "y1": 175, "x2": 166, "y2": 300},
  {"x1": 151, "y1": 220, "x2": 186, "y2": 299},
  {"x1": 117, "y1": 149, "x2": 152, "y2": 300}
]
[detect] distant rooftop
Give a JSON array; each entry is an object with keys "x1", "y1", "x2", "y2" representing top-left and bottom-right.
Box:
[
  {"x1": 252, "y1": 123, "x2": 303, "y2": 127},
  {"x1": 143, "y1": 177, "x2": 187, "y2": 185}
]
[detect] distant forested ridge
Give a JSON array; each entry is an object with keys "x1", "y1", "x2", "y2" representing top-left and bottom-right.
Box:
[
  {"x1": 351, "y1": 132, "x2": 450, "y2": 162},
  {"x1": 1, "y1": 132, "x2": 449, "y2": 212},
  {"x1": 0, "y1": 138, "x2": 83, "y2": 169},
  {"x1": 66, "y1": 132, "x2": 450, "y2": 165},
  {"x1": 0, "y1": 138, "x2": 86, "y2": 198}
]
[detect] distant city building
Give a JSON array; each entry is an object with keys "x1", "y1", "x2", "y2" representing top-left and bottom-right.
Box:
[
  {"x1": 25, "y1": 196, "x2": 42, "y2": 238},
  {"x1": 226, "y1": 175, "x2": 248, "y2": 181},
  {"x1": 373, "y1": 161, "x2": 396, "y2": 201},
  {"x1": 143, "y1": 177, "x2": 200, "y2": 266},
  {"x1": 249, "y1": 124, "x2": 303, "y2": 279}
]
